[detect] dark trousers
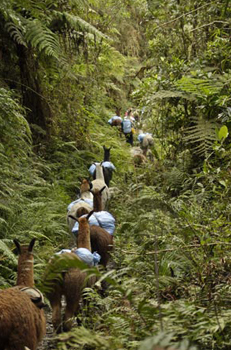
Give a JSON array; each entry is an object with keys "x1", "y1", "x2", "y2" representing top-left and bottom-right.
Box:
[{"x1": 125, "y1": 132, "x2": 133, "y2": 146}]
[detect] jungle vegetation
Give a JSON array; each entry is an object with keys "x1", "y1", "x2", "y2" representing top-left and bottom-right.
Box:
[{"x1": 0, "y1": 0, "x2": 230, "y2": 349}]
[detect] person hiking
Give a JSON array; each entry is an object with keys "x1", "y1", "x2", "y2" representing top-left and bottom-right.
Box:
[{"x1": 121, "y1": 116, "x2": 133, "y2": 146}]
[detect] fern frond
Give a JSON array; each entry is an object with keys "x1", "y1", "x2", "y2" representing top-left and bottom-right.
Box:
[
  {"x1": 56, "y1": 326, "x2": 111, "y2": 349},
  {"x1": 52, "y1": 11, "x2": 111, "y2": 42},
  {"x1": 175, "y1": 76, "x2": 223, "y2": 98},
  {"x1": 184, "y1": 117, "x2": 217, "y2": 157},
  {"x1": 0, "y1": 202, "x2": 13, "y2": 217},
  {"x1": 25, "y1": 19, "x2": 61, "y2": 59},
  {"x1": 5, "y1": 22, "x2": 27, "y2": 46},
  {"x1": 149, "y1": 90, "x2": 193, "y2": 101},
  {"x1": 0, "y1": 240, "x2": 17, "y2": 264},
  {"x1": 105, "y1": 82, "x2": 122, "y2": 92}
]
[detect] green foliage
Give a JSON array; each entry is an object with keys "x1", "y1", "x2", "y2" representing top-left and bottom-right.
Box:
[
  {"x1": 0, "y1": 0, "x2": 230, "y2": 349},
  {"x1": 25, "y1": 19, "x2": 61, "y2": 59},
  {"x1": 183, "y1": 116, "x2": 217, "y2": 158}
]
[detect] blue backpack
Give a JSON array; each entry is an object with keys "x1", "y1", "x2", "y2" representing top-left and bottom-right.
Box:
[{"x1": 122, "y1": 119, "x2": 132, "y2": 133}]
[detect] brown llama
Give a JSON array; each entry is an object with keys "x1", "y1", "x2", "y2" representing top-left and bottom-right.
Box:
[
  {"x1": 75, "y1": 187, "x2": 113, "y2": 267},
  {"x1": 80, "y1": 178, "x2": 93, "y2": 200},
  {"x1": 91, "y1": 164, "x2": 110, "y2": 210},
  {"x1": 46, "y1": 211, "x2": 97, "y2": 333},
  {"x1": 89, "y1": 186, "x2": 113, "y2": 268},
  {"x1": 0, "y1": 239, "x2": 46, "y2": 350}
]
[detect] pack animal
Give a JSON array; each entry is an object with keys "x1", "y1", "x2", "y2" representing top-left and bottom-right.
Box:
[
  {"x1": 90, "y1": 186, "x2": 113, "y2": 267},
  {"x1": 91, "y1": 164, "x2": 110, "y2": 210},
  {"x1": 130, "y1": 147, "x2": 147, "y2": 166},
  {"x1": 140, "y1": 134, "x2": 154, "y2": 156},
  {"x1": 46, "y1": 211, "x2": 97, "y2": 333},
  {"x1": 91, "y1": 146, "x2": 115, "y2": 187},
  {"x1": 0, "y1": 239, "x2": 46, "y2": 350},
  {"x1": 67, "y1": 179, "x2": 93, "y2": 232}
]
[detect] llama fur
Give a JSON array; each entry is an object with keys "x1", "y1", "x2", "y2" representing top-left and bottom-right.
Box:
[
  {"x1": 0, "y1": 239, "x2": 46, "y2": 350},
  {"x1": 91, "y1": 164, "x2": 110, "y2": 210},
  {"x1": 67, "y1": 179, "x2": 94, "y2": 232},
  {"x1": 130, "y1": 147, "x2": 147, "y2": 165},
  {"x1": 91, "y1": 147, "x2": 115, "y2": 187},
  {"x1": 140, "y1": 134, "x2": 154, "y2": 156},
  {"x1": 89, "y1": 187, "x2": 113, "y2": 268},
  {"x1": 47, "y1": 212, "x2": 97, "y2": 333}
]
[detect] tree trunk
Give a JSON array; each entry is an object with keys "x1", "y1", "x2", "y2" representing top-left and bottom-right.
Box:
[{"x1": 16, "y1": 44, "x2": 51, "y2": 141}]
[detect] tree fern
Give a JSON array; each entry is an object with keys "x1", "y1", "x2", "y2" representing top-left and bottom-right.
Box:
[
  {"x1": 4, "y1": 22, "x2": 27, "y2": 47},
  {"x1": 149, "y1": 89, "x2": 193, "y2": 101},
  {"x1": 184, "y1": 116, "x2": 217, "y2": 158},
  {"x1": 25, "y1": 19, "x2": 61, "y2": 59},
  {"x1": 175, "y1": 76, "x2": 223, "y2": 98},
  {"x1": 52, "y1": 11, "x2": 110, "y2": 41}
]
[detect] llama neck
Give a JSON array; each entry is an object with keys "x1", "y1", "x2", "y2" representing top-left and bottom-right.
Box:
[
  {"x1": 80, "y1": 191, "x2": 93, "y2": 200},
  {"x1": 95, "y1": 164, "x2": 104, "y2": 180},
  {"x1": 93, "y1": 192, "x2": 103, "y2": 212},
  {"x1": 77, "y1": 218, "x2": 91, "y2": 251},
  {"x1": 104, "y1": 151, "x2": 110, "y2": 162},
  {"x1": 16, "y1": 253, "x2": 34, "y2": 287}
]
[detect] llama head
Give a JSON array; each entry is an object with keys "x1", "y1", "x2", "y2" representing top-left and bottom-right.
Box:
[
  {"x1": 76, "y1": 206, "x2": 90, "y2": 218},
  {"x1": 13, "y1": 238, "x2": 36, "y2": 255},
  {"x1": 13, "y1": 238, "x2": 36, "y2": 287},
  {"x1": 69, "y1": 210, "x2": 94, "y2": 223},
  {"x1": 80, "y1": 178, "x2": 92, "y2": 193},
  {"x1": 103, "y1": 145, "x2": 112, "y2": 161}
]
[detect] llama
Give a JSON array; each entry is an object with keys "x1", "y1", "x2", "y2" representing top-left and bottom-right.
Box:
[
  {"x1": 67, "y1": 179, "x2": 94, "y2": 232},
  {"x1": 103, "y1": 145, "x2": 111, "y2": 162},
  {"x1": 90, "y1": 186, "x2": 114, "y2": 268},
  {"x1": 46, "y1": 211, "x2": 97, "y2": 333},
  {"x1": 130, "y1": 147, "x2": 147, "y2": 166},
  {"x1": 111, "y1": 118, "x2": 122, "y2": 127},
  {"x1": 80, "y1": 178, "x2": 94, "y2": 200},
  {"x1": 138, "y1": 132, "x2": 154, "y2": 156},
  {"x1": 74, "y1": 187, "x2": 114, "y2": 268},
  {"x1": 89, "y1": 146, "x2": 116, "y2": 187},
  {"x1": 0, "y1": 239, "x2": 46, "y2": 350},
  {"x1": 102, "y1": 146, "x2": 115, "y2": 187},
  {"x1": 108, "y1": 116, "x2": 122, "y2": 129},
  {"x1": 91, "y1": 164, "x2": 110, "y2": 210},
  {"x1": 111, "y1": 118, "x2": 123, "y2": 138}
]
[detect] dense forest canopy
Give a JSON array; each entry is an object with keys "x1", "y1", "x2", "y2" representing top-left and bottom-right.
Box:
[{"x1": 0, "y1": 0, "x2": 230, "y2": 349}]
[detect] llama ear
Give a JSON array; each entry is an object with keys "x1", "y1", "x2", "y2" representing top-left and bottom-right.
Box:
[
  {"x1": 68, "y1": 215, "x2": 78, "y2": 222},
  {"x1": 87, "y1": 210, "x2": 94, "y2": 220},
  {"x1": 100, "y1": 186, "x2": 106, "y2": 193},
  {"x1": 13, "y1": 239, "x2": 21, "y2": 254},
  {"x1": 28, "y1": 238, "x2": 36, "y2": 252},
  {"x1": 103, "y1": 145, "x2": 106, "y2": 150}
]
